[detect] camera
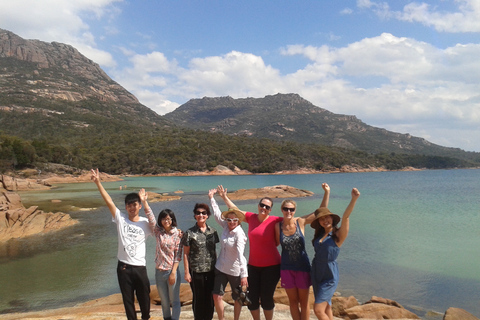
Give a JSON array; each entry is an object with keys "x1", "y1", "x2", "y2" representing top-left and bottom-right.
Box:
[{"x1": 234, "y1": 285, "x2": 252, "y2": 306}]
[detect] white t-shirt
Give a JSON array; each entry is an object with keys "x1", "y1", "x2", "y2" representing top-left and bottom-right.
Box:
[
  {"x1": 113, "y1": 208, "x2": 153, "y2": 266},
  {"x1": 210, "y1": 198, "x2": 248, "y2": 278}
]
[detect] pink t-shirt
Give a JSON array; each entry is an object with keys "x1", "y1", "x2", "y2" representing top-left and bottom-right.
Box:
[{"x1": 245, "y1": 211, "x2": 283, "y2": 267}]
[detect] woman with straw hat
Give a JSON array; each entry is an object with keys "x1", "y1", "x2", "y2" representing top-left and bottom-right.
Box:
[
  {"x1": 217, "y1": 185, "x2": 281, "y2": 320},
  {"x1": 311, "y1": 188, "x2": 360, "y2": 320},
  {"x1": 209, "y1": 188, "x2": 248, "y2": 320}
]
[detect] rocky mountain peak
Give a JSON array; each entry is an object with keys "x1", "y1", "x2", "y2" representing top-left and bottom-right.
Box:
[{"x1": 0, "y1": 28, "x2": 139, "y2": 105}]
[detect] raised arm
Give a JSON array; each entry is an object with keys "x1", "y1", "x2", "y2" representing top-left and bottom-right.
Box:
[
  {"x1": 139, "y1": 188, "x2": 156, "y2": 231},
  {"x1": 336, "y1": 188, "x2": 360, "y2": 247},
  {"x1": 217, "y1": 185, "x2": 246, "y2": 214},
  {"x1": 91, "y1": 168, "x2": 116, "y2": 218},
  {"x1": 302, "y1": 183, "x2": 331, "y2": 225},
  {"x1": 319, "y1": 182, "x2": 330, "y2": 208},
  {"x1": 209, "y1": 188, "x2": 224, "y2": 226}
]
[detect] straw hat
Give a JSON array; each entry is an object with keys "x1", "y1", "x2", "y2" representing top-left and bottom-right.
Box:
[
  {"x1": 311, "y1": 207, "x2": 341, "y2": 230},
  {"x1": 221, "y1": 207, "x2": 245, "y2": 223}
]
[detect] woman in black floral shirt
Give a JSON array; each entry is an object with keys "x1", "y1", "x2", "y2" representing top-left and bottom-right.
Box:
[{"x1": 182, "y1": 203, "x2": 219, "y2": 320}]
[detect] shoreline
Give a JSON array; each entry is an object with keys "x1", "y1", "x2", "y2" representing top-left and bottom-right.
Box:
[
  {"x1": 0, "y1": 283, "x2": 456, "y2": 320},
  {"x1": 3, "y1": 165, "x2": 415, "y2": 191}
]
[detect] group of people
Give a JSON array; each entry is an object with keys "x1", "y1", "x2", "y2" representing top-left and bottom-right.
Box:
[{"x1": 91, "y1": 168, "x2": 360, "y2": 320}]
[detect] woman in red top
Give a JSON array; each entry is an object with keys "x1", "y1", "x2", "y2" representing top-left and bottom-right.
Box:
[{"x1": 218, "y1": 185, "x2": 282, "y2": 320}]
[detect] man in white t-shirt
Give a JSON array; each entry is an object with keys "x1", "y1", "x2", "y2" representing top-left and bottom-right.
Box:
[{"x1": 91, "y1": 169, "x2": 154, "y2": 320}]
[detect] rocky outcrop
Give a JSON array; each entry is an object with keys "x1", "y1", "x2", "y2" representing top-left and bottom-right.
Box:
[
  {"x1": 341, "y1": 296, "x2": 420, "y2": 319},
  {"x1": 146, "y1": 191, "x2": 181, "y2": 202},
  {"x1": 444, "y1": 307, "x2": 479, "y2": 320},
  {"x1": 332, "y1": 295, "x2": 360, "y2": 316},
  {"x1": 0, "y1": 189, "x2": 78, "y2": 242},
  {"x1": 2, "y1": 284, "x2": 477, "y2": 320},
  {"x1": 0, "y1": 28, "x2": 139, "y2": 104},
  {"x1": 228, "y1": 185, "x2": 314, "y2": 200},
  {"x1": 0, "y1": 169, "x2": 122, "y2": 191},
  {"x1": 0, "y1": 174, "x2": 51, "y2": 191}
]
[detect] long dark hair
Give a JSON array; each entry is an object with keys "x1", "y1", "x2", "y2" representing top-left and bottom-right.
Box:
[
  {"x1": 157, "y1": 209, "x2": 178, "y2": 228},
  {"x1": 312, "y1": 226, "x2": 339, "y2": 246}
]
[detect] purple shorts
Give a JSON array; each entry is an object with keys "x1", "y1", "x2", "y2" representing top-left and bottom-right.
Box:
[{"x1": 280, "y1": 270, "x2": 311, "y2": 290}]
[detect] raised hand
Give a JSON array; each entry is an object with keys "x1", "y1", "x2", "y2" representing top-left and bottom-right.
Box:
[
  {"x1": 322, "y1": 182, "x2": 330, "y2": 192},
  {"x1": 90, "y1": 168, "x2": 100, "y2": 183},
  {"x1": 208, "y1": 188, "x2": 217, "y2": 199},
  {"x1": 139, "y1": 188, "x2": 148, "y2": 203},
  {"x1": 351, "y1": 188, "x2": 360, "y2": 199},
  {"x1": 217, "y1": 185, "x2": 227, "y2": 198}
]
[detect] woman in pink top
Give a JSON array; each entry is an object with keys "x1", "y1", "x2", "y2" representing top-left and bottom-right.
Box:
[
  {"x1": 145, "y1": 206, "x2": 183, "y2": 320},
  {"x1": 218, "y1": 185, "x2": 282, "y2": 320}
]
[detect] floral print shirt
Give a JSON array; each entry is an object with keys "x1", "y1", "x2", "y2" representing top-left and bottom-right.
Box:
[{"x1": 182, "y1": 223, "x2": 219, "y2": 273}]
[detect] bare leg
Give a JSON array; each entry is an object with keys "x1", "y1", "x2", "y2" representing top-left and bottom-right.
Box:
[
  {"x1": 285, "y1": 288, "x2": 301, "y2": 320},
  {"x1": 233, "y1": 300, "x2": 242, "y2": 320},
  {"x1": 314, "y1": 301, "x2": 332, "y2": 320},
  {"x1": 326, "y1": 303, "x2": 333, "y2": 320},
  {"x1": 264, "y1": 308, "x2": 274, "y2": 320},
  {"x1": 250, "y1": 308, "x2": 261, "y2": 320},
  {"x1": 213, "y1": 294, "x2": 225, "y2": 320},
  {"x1": 298, "y1": 288, "x2": 311, "y2": 320}
]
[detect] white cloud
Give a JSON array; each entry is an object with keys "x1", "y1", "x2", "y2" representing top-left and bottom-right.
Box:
[
  {"x1": 398, "y1": 0, "x2": 480, "y2": 32},
  {"x1": 133, "y1": 90, "x2": 180, "y2": 115},
  {"x1": 340, "y1": 8, "x2": 354, "y2": 15},
  {"x1": 362, "y1": 0, "x2": 480, "y2": 32}
]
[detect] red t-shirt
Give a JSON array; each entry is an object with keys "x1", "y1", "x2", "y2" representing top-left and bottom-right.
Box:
[{"x1": 245, "y1": 211, "x2": 283, "y2": 267}]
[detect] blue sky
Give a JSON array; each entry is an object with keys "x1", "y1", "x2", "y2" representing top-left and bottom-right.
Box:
[{"x1": 2, "y1": 0, "x2": 480, "y2": 151}]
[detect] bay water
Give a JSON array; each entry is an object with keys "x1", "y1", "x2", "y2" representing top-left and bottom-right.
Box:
[{"x1": 0, "y1": 169, "x2": 479, "y2": 317}]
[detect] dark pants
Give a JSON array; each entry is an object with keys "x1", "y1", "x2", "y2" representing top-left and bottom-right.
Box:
[
  {"x1": 117, "y1": 261, "x2": 151, "y2": 320},
  {"x1": 189, "y1": 269, "x2": 215, "y2": 320},
  {"x1": 247, "y1": 264, "x2": 281, "y2": 311}
]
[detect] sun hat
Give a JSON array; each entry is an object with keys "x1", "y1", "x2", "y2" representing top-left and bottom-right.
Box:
[
  {"x1": 221, "y1": 207, "x2": 245, "y2": 223},
  {"x1": 311, "y1": 207, "x2": 341, "y2": 230}
]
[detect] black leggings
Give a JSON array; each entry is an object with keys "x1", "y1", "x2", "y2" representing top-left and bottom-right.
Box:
[
  {"x1": 189, "y1": 269, "x2": 215, "y2": 320},
  {"x1": 247, "y1": 264, "x2": 281, "y2": 311}
]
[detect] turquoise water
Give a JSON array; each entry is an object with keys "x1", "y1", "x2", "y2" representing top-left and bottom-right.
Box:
[{"x1": 1, "y1": 169, "x2": 479, "y2": 317}]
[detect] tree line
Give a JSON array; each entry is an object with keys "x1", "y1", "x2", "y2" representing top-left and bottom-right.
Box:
[{"x1": 1, "y1": 129, "x2": 477, "y2": 175}]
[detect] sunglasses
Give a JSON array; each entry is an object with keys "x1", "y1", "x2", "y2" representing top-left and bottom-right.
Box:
[
  {"x1": 259, "y1": 203, "x2": 271, "y2": 210},
  {"x1": 282, "y1": 207, "x2": 295, "y2": 212},
  {"x1": 194, "y1": 211, "x2": 208, "y2": 216},
  {"x1": 226, "y1": 218, "x2": 239, "y2": 222}
]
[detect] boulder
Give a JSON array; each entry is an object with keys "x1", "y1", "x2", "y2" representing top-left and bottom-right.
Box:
[
  {"x1": 332, "y1": 295, "x2": 359, "y2": 317},
  {"x1": 444, "y1": 307, "x2": 479, "y2": 320},
  {"x1": 344, "y1": 302, "x2": 420, "y2": 319},
  {"x1": 366, "y1": 295, "x2": 404, "y2": 308}
]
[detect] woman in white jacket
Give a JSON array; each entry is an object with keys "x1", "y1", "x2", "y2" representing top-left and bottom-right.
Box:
[{"x1": 209, "y1": 187, "x2": 248, "y2": 320}]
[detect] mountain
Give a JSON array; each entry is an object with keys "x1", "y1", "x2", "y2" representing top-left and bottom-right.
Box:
[
  {"x1": 1, "y1": 29, "x2": 478, "y2": 174},
  {"x1": 0, "y1": 28, "x2": 172, "y2": 140},
  {"x1": 164, "y1": 93, "x2": 476, "y2": 159}
]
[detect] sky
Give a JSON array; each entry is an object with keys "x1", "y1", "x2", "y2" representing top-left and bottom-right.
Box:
[{"x1": 1, "y1": 1, "x2": 480, "y2": 152}]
